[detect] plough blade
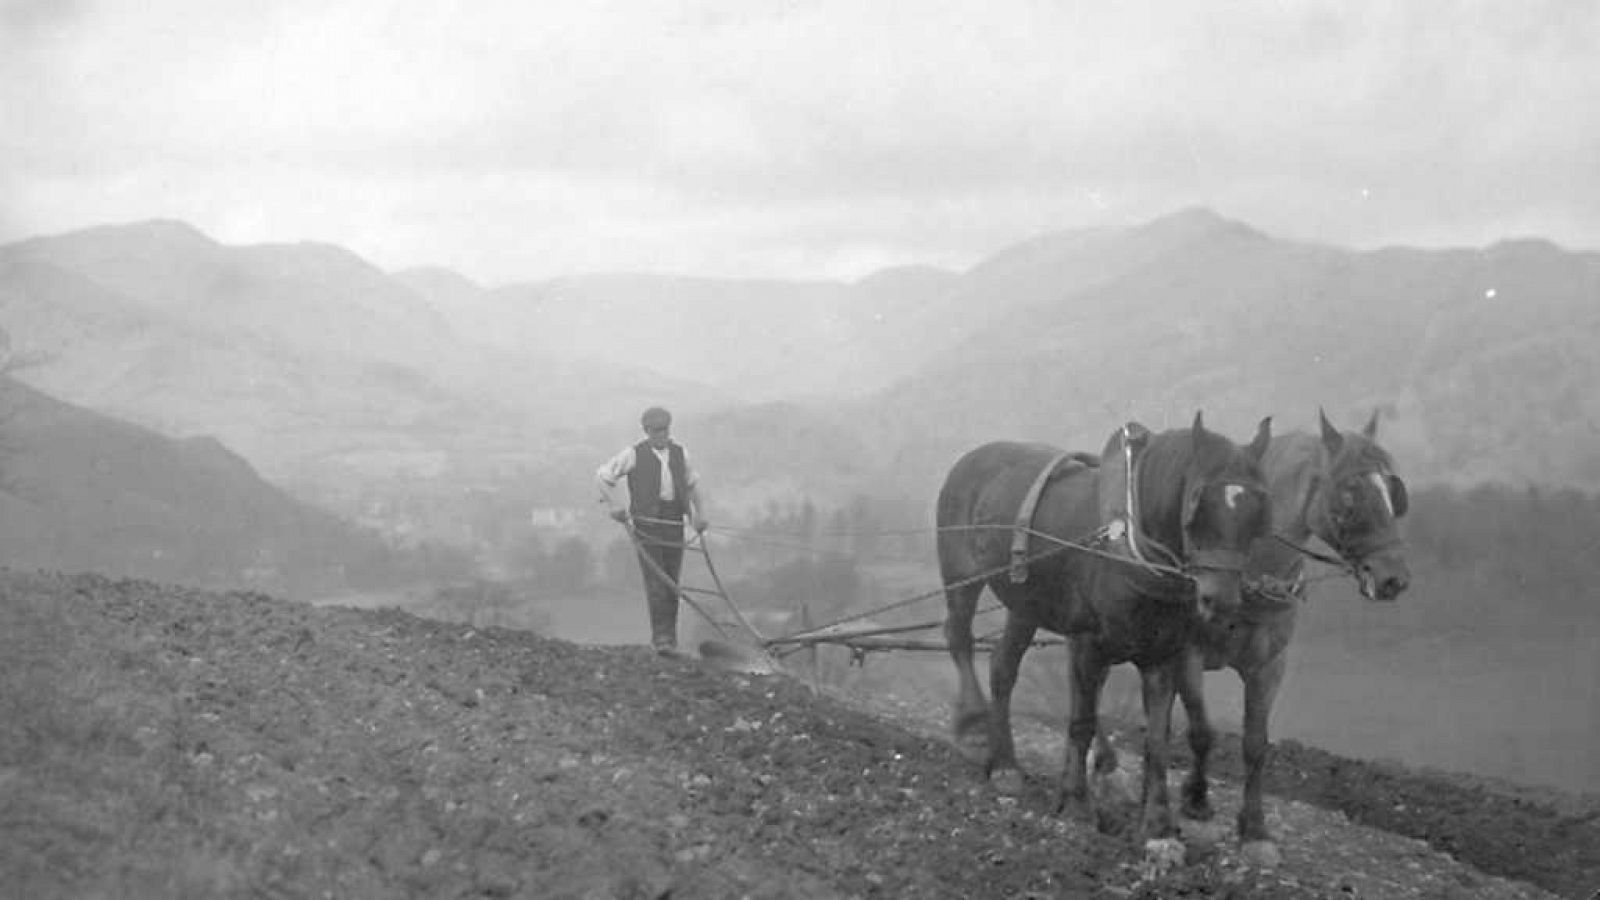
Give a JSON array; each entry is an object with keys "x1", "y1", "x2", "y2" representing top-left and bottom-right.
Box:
[{"x1": 697, "y1": 639, "x2": 783, "y2": 674}]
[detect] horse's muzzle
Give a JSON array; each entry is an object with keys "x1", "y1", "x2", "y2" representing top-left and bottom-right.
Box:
[
  {"x1": 1358, "y1": 563, "x2": 1410, "y2": 602},
  {"x1": 1189, "y1": 563, "x2": 1246, "y2": 622},
  {"x1": 1352, "y1": 545, "x2": 1410, "y2": 602}
]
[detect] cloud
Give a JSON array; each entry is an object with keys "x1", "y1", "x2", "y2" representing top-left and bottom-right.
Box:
[{"x1": 3, "y1": 0, "x2": 1599, "y2": 280}]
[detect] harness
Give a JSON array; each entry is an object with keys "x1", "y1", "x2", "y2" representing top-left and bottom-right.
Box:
[
  {"x1": 1007, "y1": 423, "x2": 1181, "y2": 584},
  {"x1": 1116, "y1": 423, "x2": 1152, "y2": 567},
  {"x1": 1101, "y1": 422, "x2": 1185, "y2": 575},
  {"x1": 1008, "y1": 450, "x2": 1094, "y2": 582}
]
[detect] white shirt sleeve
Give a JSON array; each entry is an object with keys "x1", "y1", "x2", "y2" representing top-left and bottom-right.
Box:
[
  {"x1": 596, "y1": 445, "x2": 637, "y2": 490},
  {"x1": 680, "y1": 446, "x2": 699, "y2": 489}
]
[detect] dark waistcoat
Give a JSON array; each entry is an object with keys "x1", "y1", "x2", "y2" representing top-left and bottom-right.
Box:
[{"x1": 628, "y1": 441, "x2": 689, "y2": 518}]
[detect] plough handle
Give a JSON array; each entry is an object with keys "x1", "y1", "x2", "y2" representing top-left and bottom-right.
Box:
[
  {"x1": 690, "y1": 530, "x2": 772, "y2": 647},
  {"x1": 619, "y1": 521, "x2": 735, "y2": 642}
]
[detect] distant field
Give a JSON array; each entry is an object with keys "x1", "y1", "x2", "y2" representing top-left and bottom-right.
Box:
[{"x1": 1193, "y1": 630, "x2": 1600, "y2": 795}]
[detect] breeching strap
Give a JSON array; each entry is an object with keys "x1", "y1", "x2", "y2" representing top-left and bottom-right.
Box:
[{"x1": 1010, "y1": 451, "x2": 1078, "y2": 583}]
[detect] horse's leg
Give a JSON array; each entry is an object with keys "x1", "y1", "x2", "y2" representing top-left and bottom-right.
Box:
[
  {"x1": 1090, "y1": 730, "x2": 1118, "y2": 774},
  {"x1": 1075, "y1": 657, "x2": 1121, "y2": 783},
  {"x1": 1055, "y1": 635, "x2": 1107, "y2": 818},
  {"x1": 985, "y1": 606, "x2": 1037, "y2": 795},
  {"x1": 1082, "y1": 681, "x2": 1133, "y2": 813},
  {"x1": 944, "y1": 579, "x2": 989, "y2": 761},
  {"x1": 1136, "y1": 660, "x2": 1180, "y2": 840},
  {"x1": 1176, "y1": 648, "x2": 1215, "y2": 821},
  {"x1": 1238, "y1": 652, "x2": 1288, "y2": 865}
]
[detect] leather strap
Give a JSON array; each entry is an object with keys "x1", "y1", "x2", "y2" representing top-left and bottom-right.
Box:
[{"x1": 1010, "y1": 450, "x2": 1077, "y2": 583}]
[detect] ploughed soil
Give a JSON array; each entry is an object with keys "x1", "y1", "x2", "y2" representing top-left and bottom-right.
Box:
[{"x1": 3, "y1": 570, "x2": 1597, "y2": 899}]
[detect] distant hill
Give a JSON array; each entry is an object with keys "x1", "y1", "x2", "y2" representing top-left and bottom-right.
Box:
[
  {"x1": 0, "y1": 222, "x2": 730, "y2": 533},
  {"x1": 3, "y1": 210, "x2": 1596, "y2": 556},
  {"x1": 408, "y1": 205, "x2": 1600, "y2": 496},
  {"x1": 0, "y1": 376, "x2": 435, "y2": 597},
  {"x1": 855, "y1": 209, "x2": 1600, "y2": 494},
  {"x1": 689, "y1": 401, "x2": 882, "y2": 513},
  {"x1": 0, "y1": 221, "x2": 484, "y2": 476},
  {"x1": 462, "y1": 270, "x2": 970, "y2": 402}
]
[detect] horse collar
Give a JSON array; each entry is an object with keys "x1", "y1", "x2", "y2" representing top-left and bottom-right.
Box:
[{"x1": 1122, "y1": 425, "x2": 1151, "y2": 567}]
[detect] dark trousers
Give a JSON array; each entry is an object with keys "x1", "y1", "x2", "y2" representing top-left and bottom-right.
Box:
[{"x1": 633, "y1": 517, "x2": 685, "y2": 649}]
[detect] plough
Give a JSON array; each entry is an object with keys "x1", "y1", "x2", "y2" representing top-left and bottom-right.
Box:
[
  {"x1": 618, "y1": 518, "x2": 1126, "y2": 674},
  {"x1": 619, "y1": 509, "x2": 1336, "y2": 674}
]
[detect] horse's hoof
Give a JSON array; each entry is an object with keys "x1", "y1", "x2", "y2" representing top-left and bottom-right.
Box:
[
  {"x1": 990, "y1": 767, "x2": 1025, "y2": 797},
  {"x1": 952, "y1": 711, "x2": 989, "y2": 762},
  {"x1": 1139, "y1": 838, "x2": 1187, "y2": 879},
  {"x1": 1177, "y1": 815, "x2": 1230, "y2": 847},
  {"x1": 1088, "y1": 737, "x2": 1119, "y2": 774},
  {"x1": 1050, "y1": 789, "x2": 1066, "y2": 815},
  {"x1": 1091, "y1": 764, "x2": 1137, "y2": 807},
  {"x1": 1240, "y1": 840, "x2": 1281, "y2": 869},
  {"x1": 953, "y1": 707, "x2": 988, "y2": 737}
]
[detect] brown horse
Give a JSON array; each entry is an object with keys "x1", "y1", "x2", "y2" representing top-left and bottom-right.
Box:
[
  {"x1": 938, "y1": 413, "x2": 1272, "y2": 840},
  {"x1": 1162, "y1": 409, "x2": 1411, "y2": 863}
]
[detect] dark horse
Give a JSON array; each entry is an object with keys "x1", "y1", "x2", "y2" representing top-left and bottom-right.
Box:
[
  {"x1": 1158, "y1": 409, "x2": 1411, "y2": 863},
  {"x1": 938, "y1": 413, "x2": 1272, "y2": 840}
]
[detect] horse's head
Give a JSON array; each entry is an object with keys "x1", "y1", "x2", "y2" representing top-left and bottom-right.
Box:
[
  {"x1": 1314, "y1": 409, "x2": 1411, "y2": 602},
  {"x1": 1176, "y1": 412, "x2": 1275, "y2": 621}
]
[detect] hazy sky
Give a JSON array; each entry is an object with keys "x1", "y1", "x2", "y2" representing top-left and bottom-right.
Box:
[{"x1": 4, "y1": 0, "x2": 1598, "y2": 284}]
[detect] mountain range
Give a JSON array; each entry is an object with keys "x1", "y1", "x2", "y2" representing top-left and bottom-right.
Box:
[
  {"x1": 859, "y1": 211, "x2": 1600, "y2": 498},
  {"x1": 3, "y1": 208, "x2": 1597, "y2": 558},
  {"x1": 0, "y1": 375, "x2": 420, "y2": 596}
]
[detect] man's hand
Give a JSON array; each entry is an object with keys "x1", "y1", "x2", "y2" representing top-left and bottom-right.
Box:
[{"x1": 609, "y1": 508, "x2": 630, "y2": 524}]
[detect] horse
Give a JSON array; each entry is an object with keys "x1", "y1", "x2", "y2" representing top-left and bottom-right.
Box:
[
  {"x1": 1154, "y1": 409, "x2": 1411, "y2": 864},
  {"x1": 937, "y1": 412, "x2": 1273, "y2": 841}
]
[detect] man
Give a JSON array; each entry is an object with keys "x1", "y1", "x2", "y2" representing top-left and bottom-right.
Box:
[{"x1": 595, "y1": 406, "x2": 709, "y2": 655}]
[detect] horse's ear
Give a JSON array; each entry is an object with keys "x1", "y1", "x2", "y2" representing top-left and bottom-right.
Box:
[
  {"x1": 1191, "y1": 410, "x2": 1206, "y2": 439},
  {"x1": 1363, "y1": 409, "x2": 1381, "y2": 440},
  {"x1": 1247, "y1": 416, "x2": 1272, "y2": 463},
  {"x1": 1319, "y1": 408, "x2": 1344, "y2": 455}
]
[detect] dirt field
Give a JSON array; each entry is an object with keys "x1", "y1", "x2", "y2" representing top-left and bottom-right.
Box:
[{"x1": 3, "y1": 570, "x2": 1597, "y2": 899}]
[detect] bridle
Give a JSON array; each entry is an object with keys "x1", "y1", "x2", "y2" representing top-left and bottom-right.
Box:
[{"x1": 1272, "y1": 466, "x2": 1405, "y2": 598}]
